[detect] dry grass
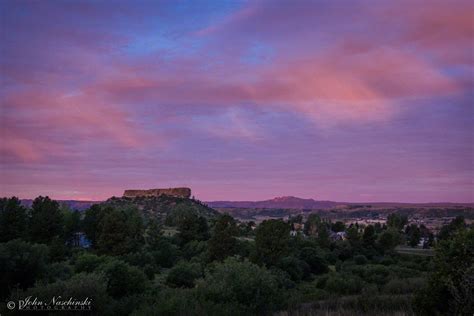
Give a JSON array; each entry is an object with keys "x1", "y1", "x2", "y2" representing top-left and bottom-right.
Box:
[{"x1": 275, "y1": 294, "x2": 415, "y2": 316}]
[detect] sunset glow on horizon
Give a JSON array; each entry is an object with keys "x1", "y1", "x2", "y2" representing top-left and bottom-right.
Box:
[{"x1": 1, "y1": 0, "x2": 473, "y2": 202}]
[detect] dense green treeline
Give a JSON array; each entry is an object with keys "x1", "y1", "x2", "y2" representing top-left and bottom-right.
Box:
[{"x1": 0, "y1": 196, "x2": 472, "y2": 315}]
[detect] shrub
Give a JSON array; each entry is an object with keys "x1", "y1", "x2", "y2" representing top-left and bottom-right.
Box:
[
  {"x1": 121, "y1": 251, "x2": 159, "y2": 279},
  {"x1": 132, "y1": 288, "x2": 200, "y2": 316},
  {"x1": 379, "y1": 256, "x2": 395, "y2": 266},
  {"x1": 166, "y1": 261, "x2": 203, "y2": 288},
  {"x1": 150, "y1": 238, "x2": 180, "y2": 268},
  {"x1": 276, "y1": 256, "x2": 309, "y2": 282},
  {"x1": 74, "y1": 253, "x2": 109, "y2": 273},
  {"x1": 197, "y1": 257, "x2": 283, "y2": 313},
  {"x1": 44, "y1": 261, "x2": 73, "y2": 283},
  {"x1": 414, "y1": 229, "x2": 474, "y2": 315},
  {"x1": 299, "y1": 247, "x2": 329, "y2": 275},
  {"x1": 346, "y1": 264, "x2": 391, "y2": 286},
  {"x1": 98, "y1": 259, "x2": 147, "y2": 298},
  {"x1": 332, "y1": 240, "x2": 354, "y2": 261},
  {"x1": 354, "y1": 255, "x2": 368, "y2": 265},
  {"x1": 270, "y1": 267, "x2": 296, "y2": 290},
  {"x1": 11, "y1": 273, "x2": 111, "y2": 315},
  {"x1": 324, "y1": 273, "x2": 364, "y2": 295},
  {"x1": 0, "y1": 240, "x2": 49, "y2": 298}
]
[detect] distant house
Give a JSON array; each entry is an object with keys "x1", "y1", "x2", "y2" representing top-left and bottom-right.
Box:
[
  {"x1": 418, "y1": 237, "x2": 429, "y2": 248},
  {"x1": 330, "y1": 231, "x2": 346, "y2": 241},
  {"x1": 292, "y1": 222, "x2": 304, "y2": 231},
  {"x1": 290, "y1": 222, "x2": 305, "y2": 237}
]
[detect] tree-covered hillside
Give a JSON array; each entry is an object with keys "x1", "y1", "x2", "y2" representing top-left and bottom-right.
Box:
[{"x1": 101, "y1": 195, "x2": 219, "y2": 225}]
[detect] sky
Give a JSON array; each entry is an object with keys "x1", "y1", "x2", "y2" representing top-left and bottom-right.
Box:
[{"x1": 0, "y1": 0, "x2": 473, "y2": 202}]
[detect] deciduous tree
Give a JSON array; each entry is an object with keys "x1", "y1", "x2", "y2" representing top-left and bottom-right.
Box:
[{"x1": 255, "y1": 219, "x2": 290, "y2": 266}]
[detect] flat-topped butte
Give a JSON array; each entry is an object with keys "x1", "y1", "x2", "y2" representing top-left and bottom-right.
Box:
[{"x1": 123, "y1": 187, "x2": 191, "y2": 199}]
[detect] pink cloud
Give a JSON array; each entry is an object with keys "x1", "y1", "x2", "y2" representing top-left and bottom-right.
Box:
[
  {"x1": 1, "y1": 134, "x2": 42, "y2": 162},
  {"x1": 1, "y1": 85, "x2": 156, "y2": 162},
  {"x1": 3, "y1": 0, "x2": 470, "y2": 144},
  {"x1": 381, "y1": 0, "x2": 474, "y2": 66},
  {"x1": 81, "y1": 43, "x2": 458, "y2": 126}
]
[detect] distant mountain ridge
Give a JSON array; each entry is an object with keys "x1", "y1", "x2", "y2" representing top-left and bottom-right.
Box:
[
  {"x1": 206, "y1": 196, "x2": 474, "y2": 210},
  {"x1": 207, "y1": 196, "x2": 339, "y2": 209}
]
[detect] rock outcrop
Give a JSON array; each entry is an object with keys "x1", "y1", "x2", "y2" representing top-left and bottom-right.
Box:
[{"x1": 123, "y1": 187, "x2": 191, "y2": 199}]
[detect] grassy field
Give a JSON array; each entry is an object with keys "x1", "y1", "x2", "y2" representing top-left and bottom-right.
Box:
[{"x1": 395, "y1": 246, "x2": 435, "y2": 256}]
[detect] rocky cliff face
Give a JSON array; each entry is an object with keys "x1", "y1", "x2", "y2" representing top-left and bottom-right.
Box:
[{"x1": 123, "y1": 187, "x2": 191, "y2": 199}]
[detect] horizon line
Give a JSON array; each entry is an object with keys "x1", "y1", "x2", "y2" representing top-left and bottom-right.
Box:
[{"x1": 10, "y1": 195, "x2": 474, "y2": 205}]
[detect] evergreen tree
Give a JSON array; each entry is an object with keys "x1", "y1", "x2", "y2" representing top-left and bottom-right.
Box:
[
  {"x1": 29, "y1": 196, "x2": 63, "y2": 244},
  {"x1": 96, "y1": 207, "x2": 143, "y2": 256},
  {"x1": 406, "y1": 224, "x2": 421, "y2": 247},
  {"x1": 208, "y1": 214, "x2": 238, "y2": 261},
  {"x1": 0, "y1": 197, "x2": 28, "y2": 242},
  {"x1": 316, "y1": 222, "x2": 331, "y2": 249},
  {"x1": 346, "y1": 226, "x2": 361, "y2": 248},
  {"x1": 362, "y1": 225, "x2": 376, "y2": 247},
  {"x1": 177, "y1": 213, "x2": 210, "y2": 244},
  {"x1": 377, "y1": 228, "x2": 401, "y2": 253},
  {"x1": 304, "y1": 214, "x2": 321, "y2": 236},
  {"x1": 82, "y1": 204, "x2": 110, "y2": 247},
  {"x1": 144, "y1": 218, "x2": 163, "y2": 250}
]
